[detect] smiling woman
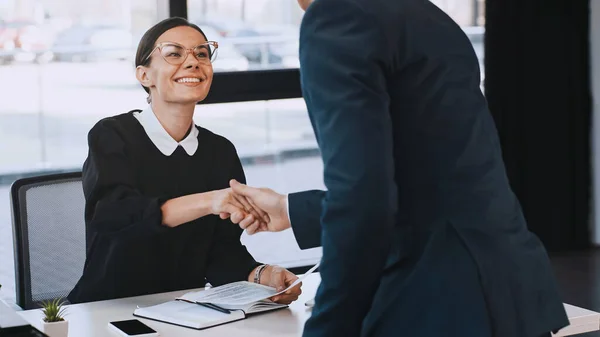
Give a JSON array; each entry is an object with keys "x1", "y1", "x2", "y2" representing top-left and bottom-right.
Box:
[
  {"x1": 66, "y1": 17, "x2": 302, "y2": 305},
  {"x1": 134, "y1": 20, "x2": 214, "y2": 109}
]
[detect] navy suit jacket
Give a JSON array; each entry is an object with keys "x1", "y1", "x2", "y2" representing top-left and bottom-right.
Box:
[{"x1": 291, "y1": 1, "x2": 569, "y2": 337}]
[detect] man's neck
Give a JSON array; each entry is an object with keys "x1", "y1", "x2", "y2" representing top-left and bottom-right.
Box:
[{"x1": 151, "y1": 100, "x2": 195, "y2": 142}]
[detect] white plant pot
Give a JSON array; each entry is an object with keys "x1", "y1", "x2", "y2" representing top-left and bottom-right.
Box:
[{"x1": 41, "y1": 319, "x2": 68, "y2": 337}]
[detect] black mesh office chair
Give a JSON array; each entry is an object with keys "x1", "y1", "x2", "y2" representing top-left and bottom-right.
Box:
[{"x1": 10, "y1": 172, "x2": 86, "y2": 310}]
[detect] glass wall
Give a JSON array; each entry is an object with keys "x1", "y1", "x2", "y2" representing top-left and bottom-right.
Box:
[
  {"x1": 187, "y1": 0, "x2": 485, "y2": 75},
  {"x1": 0, "y1": 0, "x2": 485, "y2": 175},
  {"x1": 187, "y1": 0, "x2": 302, "y2": 70},
  {"x1": 0, "y1": 0, "x2": 161, "y2": 303},
  {"x1": 0, "y1": 0, "x2": 158, "y2": 174}
]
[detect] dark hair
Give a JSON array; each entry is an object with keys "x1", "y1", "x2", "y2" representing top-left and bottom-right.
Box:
[{"x1": 135, "y1": 17, "x2": 208, "y2": 94}]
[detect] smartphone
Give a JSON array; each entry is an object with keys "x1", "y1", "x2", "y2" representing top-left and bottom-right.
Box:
[{"x1": 108, "y1": 319, "x2": 159, "y2": 336}]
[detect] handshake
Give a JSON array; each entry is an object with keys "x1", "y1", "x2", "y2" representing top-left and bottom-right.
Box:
[{"x1": 213, "y1": 179, "x2": 291, "y2": 234}]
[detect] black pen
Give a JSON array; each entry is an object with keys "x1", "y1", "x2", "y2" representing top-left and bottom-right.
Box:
[{"x1": 198, "y1": 302, "x2": 231, "y2": 314}]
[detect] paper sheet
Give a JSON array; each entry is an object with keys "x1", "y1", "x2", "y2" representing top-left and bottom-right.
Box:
[
  {"x1": 275, "y1": 262, "x2": 320, "y2": 296},
  {"x1": 183, "y1": 263, "x2": 320, "y2": 306}
]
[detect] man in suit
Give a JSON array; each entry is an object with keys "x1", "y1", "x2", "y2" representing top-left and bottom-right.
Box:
[{"x1": 228, "y1": 0, "x2": 569, "y2": 336}]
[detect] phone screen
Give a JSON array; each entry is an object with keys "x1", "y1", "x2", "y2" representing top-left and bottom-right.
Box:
[{"x1": 110, "y1": 319, "x2": 156, "y2": 335}]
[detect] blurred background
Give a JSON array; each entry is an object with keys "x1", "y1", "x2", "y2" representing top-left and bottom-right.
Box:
[{"x1": 0, "y1": 0, "x2": 484, "y2": 303}]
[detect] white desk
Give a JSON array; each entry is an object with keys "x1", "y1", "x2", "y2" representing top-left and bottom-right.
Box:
[
  {"x1": 18, "y1": 275, "x2": 320, "y2": 337},
  {"x1": 16, "y1": 273, "x2": 600, "y2": 337}
]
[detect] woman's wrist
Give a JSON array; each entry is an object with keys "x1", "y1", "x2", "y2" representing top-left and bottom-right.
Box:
[
  {"x1": 194, "y1": 190, "x2": 221, "y2": 216},
  {"x1": 255, "y1": 264, "x2": 269, "y2": 284},
  {"x1": 248, "y1": 264, "x2": 272, "y2": 284},
  {"x1": 202, "y1": 190, "x2": 216, "y2": 214},
  {"x1": 160, "y1": 192, "x2": 214, "y2": 227}
]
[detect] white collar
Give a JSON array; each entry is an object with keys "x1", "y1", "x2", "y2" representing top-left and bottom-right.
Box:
[{"x1": 133, "y1": 105, "x2": 199, "y2": 156}]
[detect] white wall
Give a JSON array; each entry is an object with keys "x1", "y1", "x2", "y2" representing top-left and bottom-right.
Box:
[{"x1": 591, "y1": 0, "x2": 600, "y2": 244}]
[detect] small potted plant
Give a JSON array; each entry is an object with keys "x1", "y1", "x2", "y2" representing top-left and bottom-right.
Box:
[{"x1": 40, "y1": 298, "x2": 68, "y2": 337}]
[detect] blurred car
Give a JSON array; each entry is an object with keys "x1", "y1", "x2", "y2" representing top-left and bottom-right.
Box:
[
  {"x1": 194, "y1": 17, "x2": 248, "y2": 37},
  {"x1": 227, "y1": 28, "x2": 280, "y2": 65},
  {"x1": 199, "y1": 26, "x2": 249, "y2": 72},
  {"x1": 193, "y1": 19, "x2": 298, "y2": 69},
  {"x1": 269, "y1": 40, "x2": 299, "y2": 68},
  {"x1": 0, "y1": 20, "x2": 54, "y2": 63},
  {"x1": 53, "y1": 25, "x2": 132, "y2": 62},
  {"x1": 227, "y1": 25, "x2": 299, "y2": 69},
  {"x1": 13, "y1": 24, "x2": 54, "y2": 63},
  {"x1": 0, "y1": 20, "x2": 17, "y2": 64}
]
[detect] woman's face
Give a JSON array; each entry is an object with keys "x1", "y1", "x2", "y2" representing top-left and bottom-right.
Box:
[{"x1": 137, "y1": 26, "x2": 214, "y2": 105}]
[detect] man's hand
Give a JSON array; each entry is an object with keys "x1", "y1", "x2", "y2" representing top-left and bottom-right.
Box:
[
  {"x1": 227, "y1": 179, "x2": 292, "y2": 234},
  {"x1": 257, "y1": 265, "x2": 302, "y2": 305},
  {"x1": 208, "y1": 188, "x2": 266, "y2": 228}
]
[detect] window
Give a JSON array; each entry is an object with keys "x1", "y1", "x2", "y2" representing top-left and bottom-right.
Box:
[
  {"x1": 0, "y1": 0, "x2": 161, "y2": 303},
  {"x1": 187, "y1": 0, "x2": 302, "y2": 71},
  {"x1": 0, "y1": 0, "x2": 160, "y2": 173},
  {"x1": 187, "y1": 0, "x2": 485, "y2": 75}
]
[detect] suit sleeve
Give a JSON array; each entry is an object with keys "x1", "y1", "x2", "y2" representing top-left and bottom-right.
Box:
[
  {"x1": 83, "y1": 121, "x2": 170, "y2": 240},
  {"x1": 206, "y1": 142, "x2": 260, "y2": 286},
  {"x1": 289, "y1": 190, "x2": 325, "y2": 249},
  {"x1": 300, "y1": 1, "x2": 397, "y2": 336}
]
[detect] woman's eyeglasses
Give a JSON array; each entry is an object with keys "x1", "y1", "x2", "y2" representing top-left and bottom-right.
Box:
[{"x1": 145, "y1": 41, "x2": 219, "y2": 65}]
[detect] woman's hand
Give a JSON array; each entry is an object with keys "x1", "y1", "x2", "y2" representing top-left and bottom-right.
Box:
[
  {"x1": 161, "y1": 188, "x2": 266, "y2": 228},
  {"x1": 256, "y1": 265, "x2": 302, "y2": 305}
]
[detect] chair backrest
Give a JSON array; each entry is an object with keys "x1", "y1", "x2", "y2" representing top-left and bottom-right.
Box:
[{"x1": 10, "y1": 172, "x2": 85, "y2": 310}]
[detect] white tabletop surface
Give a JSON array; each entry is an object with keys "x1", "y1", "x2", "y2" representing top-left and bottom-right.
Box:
[
  {"x1": 18, "y1": 274, "x2": 320, "y2": 337},
  {"x1": 16, "y1": 273, "x2": 600, "y2": 337}
]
